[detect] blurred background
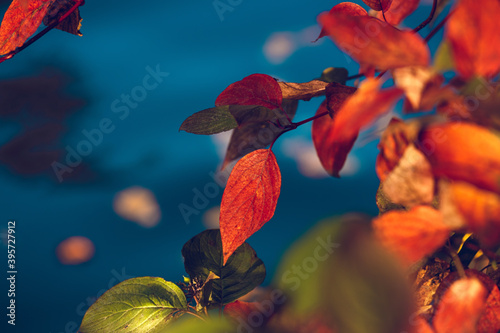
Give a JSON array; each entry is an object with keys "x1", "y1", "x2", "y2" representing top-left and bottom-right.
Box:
[{"x1": 0, "y1": 0, "x2": 434, "y2": 331}]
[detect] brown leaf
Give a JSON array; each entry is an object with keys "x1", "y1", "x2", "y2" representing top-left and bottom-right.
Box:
[
  {"x1": 278, "y1": 80, "x2": 328, "y2": 101},
  {"x1": 433, "y1": 278, "x2": 487, "y2": 333},
  {"x1": 318, "y1": 13, "x2": 430, "y2": 70},
  {"x1": 43, "y1": 0, "x2": 83, "y2": 36},
  {"x1": 219, "y1": 149, "x2": 281, "y2": 264},
  {"x1": 325, "y1": 82, "x2": 357, "y2": 117},
  {"x1": 373, "y1": 206, "x2": 450, "y2": 266},
  {"x1": 381, "y1": 144, "x2": 434, "y2": 207},
  {"x1": 446, "y1": 0, "x2": 500, "y2": 79},
  {"x1": 418, "y1": 122, "x2": 500, "y2": 194}
]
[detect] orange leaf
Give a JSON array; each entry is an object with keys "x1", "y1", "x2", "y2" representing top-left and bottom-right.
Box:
[
  {"x1": 312, "y1": 100, "x2": 357, "y2": 178},
  {"x1": 446, "y1": 0, "x2": 500, "y2": 79},
  {"x1": 315, "y1": 2, "x2": 367, "y2": 41},
  {"x1": 433, "y1": 278, "x2": 487, "y2": 333},
  {"x1": 0, "y1": 0, "x2": 53, "y2": 55},
  {"x1": 220, "y1": 149, "x2": 281, "y2": 264},
  {"x1": 418, "y1": 122, "x2": 500, "y2": 194},
  {"x1": 372, "y1": 206, "x2": 450, "y2": 266},
  {"x1": 318, "y1": 13, "x2": 429, "y2": 70},
  {"x1": 445, "y1": 181, "x2": 500, "y2": 249},
  {"x1": 330, "y1": 78, "x2": 403, "y2": 143},
  {"x1": 411, "y1": 317, "x2": 435, "y2": 333},
  {"x1": 362, "y1": 0, "x2": 393, "y2": 12},
  {"x1": 224, "y1": 300, "x2": 259, "y2": 322},
  {"x1": 376, "y1": 0, "x2": 419, "y2": 26}
]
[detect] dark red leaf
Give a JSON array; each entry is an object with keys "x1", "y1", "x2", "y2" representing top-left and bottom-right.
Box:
[{"x1": 215, "y1": 74, "x2": 282, "y2": 110}]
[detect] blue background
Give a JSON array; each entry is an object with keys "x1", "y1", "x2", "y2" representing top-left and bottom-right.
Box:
[{"x1": 0, "y1": 0, "x2": 435, "y2": 331}]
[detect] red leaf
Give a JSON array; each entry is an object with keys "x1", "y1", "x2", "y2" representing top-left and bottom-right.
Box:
[
  {"x1": 330, "y1": 78, "x2": 403, "y2": 143},
  {"x1": 478, "y1": 285, "x2": 500, "y2": 333},
  {"x1": 362, "y1": 0, "x2": 393, "y2": 12},
  {"x1": 0, "y1": 0, "x2": 53, "y2": 55},
  {"x1": 316, "y1": 2, "x2": 367, "y2": 41},
  {"x1": 376, "y1": 0, "x2": 420, "y2": 26},
  {"x1": 215, "y1": 74, "x2": 282, "y2": 110},
  {"x1": 318, "y1": 13, "x2": 429, "y2": 70},
  {"x1": 372, "y1": 206, "x2": 450, "y2": 266},
  {"x1": 418, "y1": 122, "x2": 500, "y2": 194},
  {"x1": 224, "y1": 300, "x2": 259, "y2": 321},
  {"x1": 446, "y1": 0, "x2": 500, "y2": 79},
  {"x1": 433, "y1": 278, "x2": 487, "y2": 333},
  {"x1": 312, "y1": 101, "x2": 357, "y2": 178},
  {"x1": 220, "y1": 149, "x2": 281, "y2": 264}
]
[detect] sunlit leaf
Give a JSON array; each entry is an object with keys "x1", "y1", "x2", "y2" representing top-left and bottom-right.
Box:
[
  {"x1": 329, "y1": 78, "x2": 403, "y2": 143},
  {"x1": 445, "y1": 0, "x2": 500, "y2": 79},
  {"x1": 219, "y1": 149, "x2": 281, "y2": 264},
  {"x1": 418, "y1": 122, "x2": 500, "y2": 194},
  {"x1": 372, "y1": 206, "x2": 450, "y2": 266},
  {"x1": 433, "y1": 278, "x2": 487, "y2": 333},
  {"x1": 0, "y1": 0, "x2": 53, "y2": 55},
  {"x1": 318, "y1": 13, "x2": 430, "y2": 70},
  {"x1": 278, "y1": 80, "x2": 328, "y2": 101},
  {"x1": 315, "y1": 2, "x2": 367, "y2": 41},
  {"x1": 182, "y1": 229, "x2": 266, "y2": 304},
  {"x1": 79, "y1": 277, "x2": 187, "y2": 333}
]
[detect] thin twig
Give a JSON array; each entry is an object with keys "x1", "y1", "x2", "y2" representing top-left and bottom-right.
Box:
[
  {"x1": 448, "y1": 246, "x2": 466, "y2": 278},
  {"x1": 346, "y1": 73, "x2": 365, "y2": 81},
  {"x1": 424, "y1": 10, "x2": 455, "y2": 42},
  {"x1": 183, "y1": 311, "x2": 208, "y2": 322},
  {"x1": 413, "y1": 0, "x2": 438, "y2": 32}
]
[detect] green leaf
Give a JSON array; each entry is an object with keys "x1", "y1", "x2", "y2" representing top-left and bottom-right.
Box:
[
  {"x1": 182, "y1": 229, "x2": 266, "y2": 305},
  {"x1": 180, "y1": 106, "x2": 238, "y2": 135},
  {"x1": 160, "y1": 317, "x2": 233, "y2": 333},
  {"x1": 318, "y1": 67, "x2": 349, "y2": 85},
  {"x1": 79, "y1": 277, "x2": 187, "y2": 333},
  {"x1": 274, "y1": 215, "x2": 413, "y2": 333}
]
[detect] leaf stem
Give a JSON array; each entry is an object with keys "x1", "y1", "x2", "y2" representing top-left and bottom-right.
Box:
[
  {"x1": 183, "y1": 310, "x2": 208, "y2": 322},
  {"x1": 0, "y1": 0, "x2": 84, "y2": 64},
  {"x1": 413, "y1": 0, "x2": 438, "y2": 33},
  {"x1": 447, "y1": 245, "x2": 466, "y2": 279},
  {"x1": 346, "y1": 73, "x2": 365, "y2": 81}
]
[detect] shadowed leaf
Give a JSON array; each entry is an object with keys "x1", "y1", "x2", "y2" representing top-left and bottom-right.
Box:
[{"x1": 180, "y1": 106, "x2": 238, "y2": 135}]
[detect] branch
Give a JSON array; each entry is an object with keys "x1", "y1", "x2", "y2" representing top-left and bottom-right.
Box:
[
  {"x1": 413, "y1": 0, "x2": 438, "y2": 33},
  {"x1": 424, "y1": 9, "x2": 455, "y2": 42},
  {"x1": 0, "y1": 0, "x2": 84, "y2": 64}
]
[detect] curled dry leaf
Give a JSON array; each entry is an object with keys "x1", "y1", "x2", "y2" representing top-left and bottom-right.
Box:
[
  {"x1": 215, "y1": 74, "x2": 282, "y2": 110},
  {"x1": 330, "y1": 78, "x2": 403, "y2": 143},
  {"x1": 312, "y1": 101, "x2": 357, "y2": 178},
  {"x1": 372, "y1": 206, "x2": 450, "y2": 266},
  {"x1": 441, "y1": 181, "x2": 500, "y2": 249},
  {"x1": 381, "y1": 144, "x2": 434, "y2": 208},
  {"x1": 43, "y1": 0, "x2": 84, "y2": 36},
  {"x1": 0, "y1": 0, "x2": 54, "y2": 55},
  {"x1": 315, "y1": 2, "x2": 367, "y2": 41},
  {"x1": 376, "y1": 117, "x2": 413, "y2": 181},
  {"x1": 433, "y1": 278, "x2": 487, "y2": 333},
  {"x1": 325, "y1": 82, "x2": 357, "y2": 117},
  {"x1": 446, "y1": 0, "x2": 500, "y2": 79},
  {"x1": 418, "y1": 122, "x2": 500, "y2": 194},
  {"x1": 362, "y1": 0, "x2": 393, "y2": 12},
  {"x1": 318, "y1": 13, "x2": 430, "y2": 71},
  {"x1": 219, "y1": 149, "x2": 281, "y2": 264},
  {"x1": 376, "y1": 0, "x2": 420, "y2": 26},
  {"x1": 277, "y1": 80, "x2": 328, "y2": 101}
]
